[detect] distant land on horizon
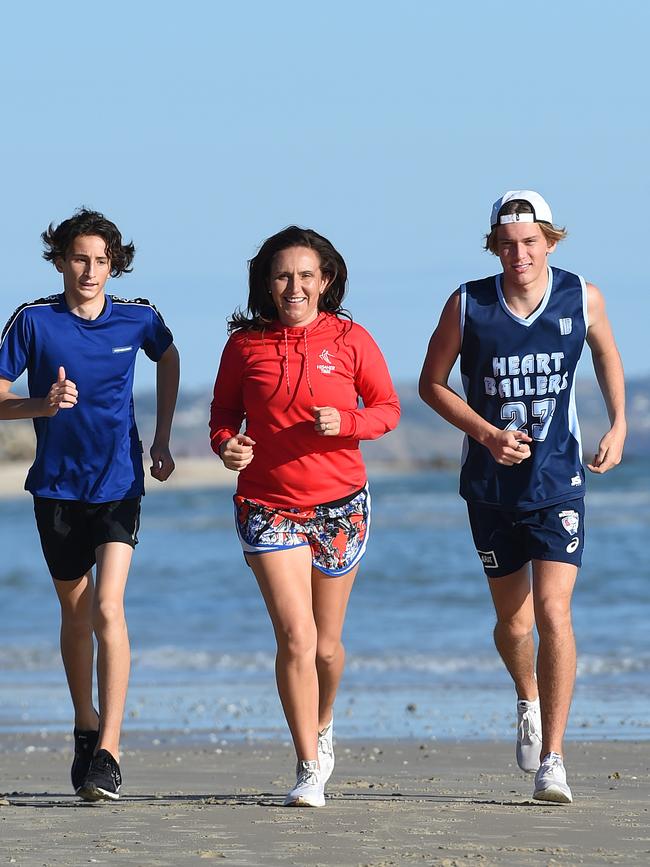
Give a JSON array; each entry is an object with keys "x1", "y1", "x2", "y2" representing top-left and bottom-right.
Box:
[{"x1": 1, "y1": 376, "x2": 648, "y2": 465}]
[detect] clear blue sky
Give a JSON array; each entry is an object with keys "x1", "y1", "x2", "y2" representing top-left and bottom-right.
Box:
[{"x1": 1, "y1": 0, "x2": 648, "y2": 390}]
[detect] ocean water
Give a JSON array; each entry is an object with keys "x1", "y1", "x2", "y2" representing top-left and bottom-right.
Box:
[{"x1": 1, "y1": 462, "x2": 648, "y2": 742}]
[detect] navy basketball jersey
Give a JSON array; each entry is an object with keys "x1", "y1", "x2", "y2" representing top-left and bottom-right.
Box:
[{"x1": 459, "y1": 266, "x2": 587, "y2": 510}]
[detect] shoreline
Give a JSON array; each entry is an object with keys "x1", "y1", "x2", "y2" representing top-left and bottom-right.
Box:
[
  {"x1": 0, "y1": 457, "x2": 237, "y2": 500},
  {"x1": 0, "y1": 458, "x2": 450, "y2": 500},
  {"x1": 2, "y1": 735, "x2": 648, "y2": 865}
]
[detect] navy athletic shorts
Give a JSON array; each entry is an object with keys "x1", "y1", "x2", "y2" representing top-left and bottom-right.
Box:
[{"x1": 467, "y1": 497, "x2": 584, "y2": 578}]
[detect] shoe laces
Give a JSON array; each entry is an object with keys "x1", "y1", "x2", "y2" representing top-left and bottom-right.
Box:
[
  {"x1": 541, "y1": 751, "x2": 563, "y2": 770},
  {"x1": 295, "y1": 760, "x2": 319, "y2": 787},
  {"x1": 93, "y1": 751, "x2": 119, "y2": 780}
]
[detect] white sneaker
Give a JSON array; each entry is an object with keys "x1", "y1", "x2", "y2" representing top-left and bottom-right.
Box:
[
  {"x1": 533, "y1": 752, "x2": 573, "y2": 803},
  {"x1": 318, "y1": 717, "x2": 335, "y2": 784},
  {"x1": 284, "y1": 760, "x2": 325, "y2": 807},
  {"x1": 516, "y1": 698, "x2": 542, "y2": 773}
]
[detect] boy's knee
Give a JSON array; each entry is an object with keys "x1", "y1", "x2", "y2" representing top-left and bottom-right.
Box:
[
  {"x1": 535, "y1": 598, "x2": 573, "y2": 633},
  {"x1": 92, "y1": 599, "x2": 126, "y2": 632},
  {"x1": 495, "y1": 614, "x2": 534, "y2": 640}
]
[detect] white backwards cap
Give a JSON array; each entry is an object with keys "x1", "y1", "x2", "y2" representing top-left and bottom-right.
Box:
[{"x1": 490, "y1": 190, "x2": 553, "y2": 227}]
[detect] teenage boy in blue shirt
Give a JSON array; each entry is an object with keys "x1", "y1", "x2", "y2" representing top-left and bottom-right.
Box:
[{"x1": 0, "y1": 209, "x2": 180, "y2": 801}]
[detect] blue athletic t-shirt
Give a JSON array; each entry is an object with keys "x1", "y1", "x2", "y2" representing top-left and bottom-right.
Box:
[
  {"x1": 0, "y1": 293, "x2": 173, "y2": 502},
  {"x1": 459, "y1": 266, "x2": 587, "y2": 511}
]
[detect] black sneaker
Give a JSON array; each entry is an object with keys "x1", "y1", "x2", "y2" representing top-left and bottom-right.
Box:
[
  {"x1": 71, "y1": 728, "x2": 100, "y2": 793},
  {"x1": 77, "y1": 749, "x2": 122, "y2": 801}
]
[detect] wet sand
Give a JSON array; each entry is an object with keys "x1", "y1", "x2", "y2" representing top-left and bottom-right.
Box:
[{"x1": 1, "y1": 734, "x2": 648, "y2": 866}]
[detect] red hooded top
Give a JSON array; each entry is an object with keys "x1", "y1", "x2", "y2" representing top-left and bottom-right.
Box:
[{"x1": 209, "y1": 313, "x2": 400, "y2": 508}]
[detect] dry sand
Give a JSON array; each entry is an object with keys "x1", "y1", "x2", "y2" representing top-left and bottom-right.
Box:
[
  {"x1": 1, "y1": 734, "x2": 648, "y2": 866},
  {"x1": 0, "y1": 459, "x2": 235, "y2": 500}
]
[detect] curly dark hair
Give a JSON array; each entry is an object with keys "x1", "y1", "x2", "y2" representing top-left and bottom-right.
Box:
[
  {"x1": 41, "y1": 208, "x2": 135, "y2": 277},
  {"x1": 228, "y1": 226, "x2": 349, "y2": 332}
]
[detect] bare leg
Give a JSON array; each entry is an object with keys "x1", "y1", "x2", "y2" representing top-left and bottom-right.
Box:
[
  {"x1": 488, "y1": 564, "x2": 538, "y2": 701},
  {"x1": 52, "y1": 571, "x2": 99, "y2": 731},
  {"x1": 248, "y1": 546, "x2": 319, "y2": 761},
  {"x1": 532, "y1": 560, "x2": 578, "y2": 757},
  {"x1": 93, "y1": 542, "x2": 133, "y2": 760},
  {"x1": 312, "y1": 566, "x2": 358, "y2": 730}
]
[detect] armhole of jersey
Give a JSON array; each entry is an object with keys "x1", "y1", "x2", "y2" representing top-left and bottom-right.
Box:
[
  {"x1": 578, "y1": 275, "x2": 589, "y2": 331},
  {"x1": 459, "y1": 284, "x2": 467, "y2": 343},
  {"x1": 568, "y1": 374, "x2": 583, "y2": 463}
]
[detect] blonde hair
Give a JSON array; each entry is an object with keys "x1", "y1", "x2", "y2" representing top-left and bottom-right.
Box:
[{"x1": 484, "y1": 199, "x2": 567, "y2": 255}]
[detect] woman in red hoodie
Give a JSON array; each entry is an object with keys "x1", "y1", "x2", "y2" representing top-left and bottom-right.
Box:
[{"x1": 210, "y1": 226, "x2": 400, "y2": 807}]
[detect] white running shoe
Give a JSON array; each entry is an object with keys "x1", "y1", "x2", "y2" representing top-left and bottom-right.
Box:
[
  {"x1": 533, "y1": 752, "x2": 573, "y2": 803},
  {"x1": 284, "y1": 760, "x2": 325, "y2": 807},
  {"x1": 318, "y1": 717, "x2": 335, "y2": 784},
  {"x1": 516, "y1": 698, "x2": 542, "y2": 773}
]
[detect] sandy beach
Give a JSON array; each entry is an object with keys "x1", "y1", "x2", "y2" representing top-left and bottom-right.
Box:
[
  {"x1": 0, "y1": 459, "x2": 406, "y2": 499},
  {"x1": 0, "y1": 459, "x2": 235, "y2": 500},
  {"x1": 1, "y1": 734, "x2": 648, "y2": 866}
]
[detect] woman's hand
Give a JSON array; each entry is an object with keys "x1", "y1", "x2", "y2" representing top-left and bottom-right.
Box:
[
  {"x1": 312, "y1": 406, "x2": 341, "y2": 436},
  {"x1": 219, "y1": 433, "x2": 256, "y2": 471}
]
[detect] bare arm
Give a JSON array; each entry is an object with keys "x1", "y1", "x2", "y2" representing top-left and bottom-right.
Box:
[
  {"x1": 150, "y1": 343, "x2": 180, "y2": 482},
  {"x1": 0, "y1": 368, "x2": 78, "y2": 420},
  {"x1": 584, "y1": 283, "x2": 626, "y2": 473},
  {"x1": 418, "y1": 291, "x2": 531, "y2": 466}
]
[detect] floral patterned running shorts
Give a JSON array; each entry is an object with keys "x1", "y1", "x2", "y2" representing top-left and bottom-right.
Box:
[{"x1": 234, "y1": 485, "x2": 370, "y2": 577}]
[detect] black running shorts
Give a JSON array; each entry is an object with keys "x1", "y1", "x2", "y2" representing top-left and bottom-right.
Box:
[{"x1": 33, "y1": 497, "x2": 141, "y2": 581}]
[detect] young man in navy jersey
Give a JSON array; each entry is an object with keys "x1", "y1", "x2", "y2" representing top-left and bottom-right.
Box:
[
  {"x1": 419, "y1": 191, "x2": 626, "y2": 803},
  {"x1": 0, "y1": 209, "x2": 180, "y2": 801}
]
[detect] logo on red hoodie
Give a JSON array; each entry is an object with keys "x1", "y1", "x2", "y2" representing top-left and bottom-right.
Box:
[{"x1": 317, "y1": 348, "x2": 336, "y2": 374}]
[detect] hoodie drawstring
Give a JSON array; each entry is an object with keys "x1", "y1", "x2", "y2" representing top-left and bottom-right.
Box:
[
  {"x1": 303, "y1": 330, "x2": 314, "y2": 397},
  {"x1": 282, "y1": 327, "x2": 314, "y2": 397},
  {"x1": 283, "y1": 328, "x2": 291, "y2": 394}
]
